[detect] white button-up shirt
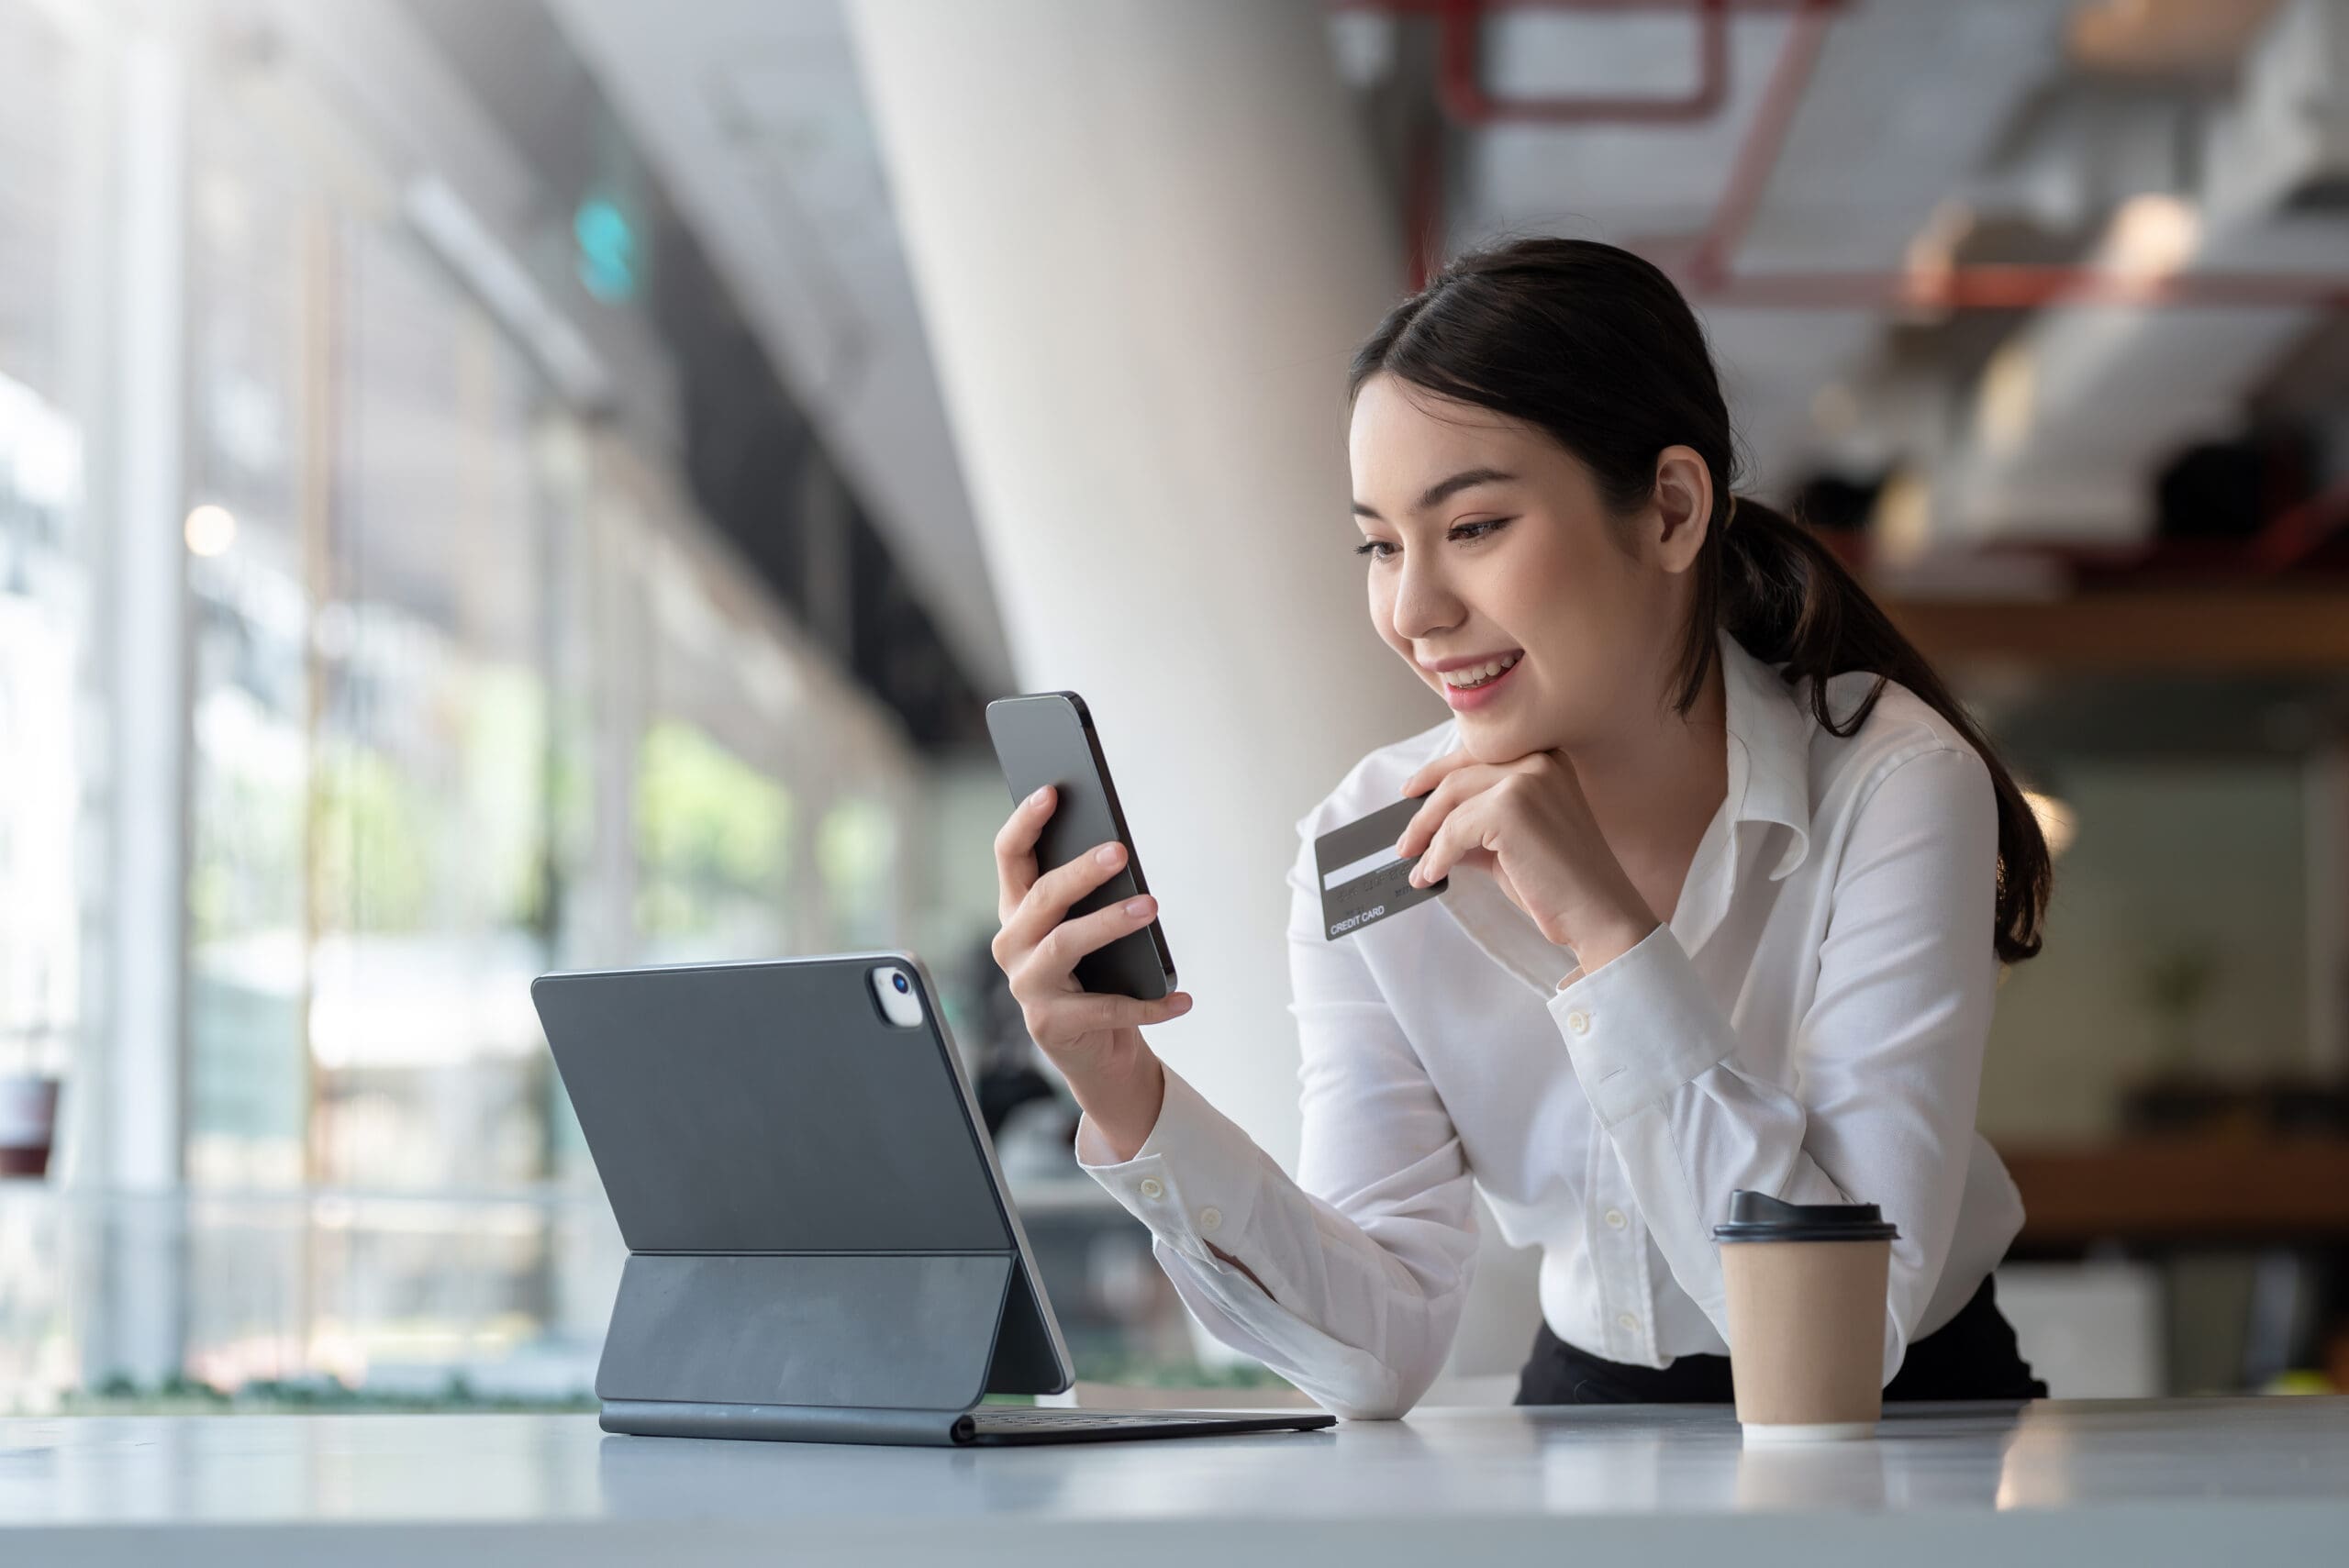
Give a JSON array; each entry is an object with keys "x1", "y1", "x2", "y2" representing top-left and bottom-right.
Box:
[{"x1": 1075, "y1": 631, "x2": 2026, "y2": 1418}]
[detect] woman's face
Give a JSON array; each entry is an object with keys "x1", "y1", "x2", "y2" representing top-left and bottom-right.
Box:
[{"x1": 1347, "y1": 373, "x2": 1698, "y2": 760}]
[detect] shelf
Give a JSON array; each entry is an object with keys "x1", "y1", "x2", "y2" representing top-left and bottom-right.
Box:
[{"x1": 1999, "y1": 1136, "x2": 2349, "y2": 1246}]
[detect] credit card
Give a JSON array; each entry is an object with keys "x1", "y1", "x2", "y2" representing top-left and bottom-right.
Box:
[{"x1": 1314, "y1": 795, "x2": 1447, "y2": 941}]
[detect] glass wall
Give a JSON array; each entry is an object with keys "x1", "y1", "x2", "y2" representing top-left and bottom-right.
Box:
[
  {"x1": 0, "y1": 0, "x2": 926, "y2": 1409},
  {"x1": 0, "y1": 0, "x2": 88, "y2": 1407},
  {"x1": 183, "y1": 50, "x2": 319, "y2": 1195},
  {"x1": 0, "y1": 0, "x2": 83, "y2": 1105}
]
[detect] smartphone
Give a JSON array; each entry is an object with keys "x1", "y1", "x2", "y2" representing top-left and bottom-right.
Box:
[{"x1": 985, "y1": 692, "x2": 1176, "y2": 1001}]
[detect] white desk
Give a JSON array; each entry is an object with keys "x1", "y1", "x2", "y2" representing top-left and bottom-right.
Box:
[{"x1": 4, "y1": 1398, "x2": 2345, "y2": 1566}]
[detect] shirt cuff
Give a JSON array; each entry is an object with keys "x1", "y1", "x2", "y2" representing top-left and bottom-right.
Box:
[
  {"x1": 1074, "y1": 1063, "x2": 1264, "y2": 1264},
  {"x1": 1548, "y1": 923, "x2": 1735, "y2": 1127}
]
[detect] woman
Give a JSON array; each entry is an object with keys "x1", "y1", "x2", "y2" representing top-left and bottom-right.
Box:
[{"x1": 988, "y1": 238, "x2": 2052, "y2": 1418}]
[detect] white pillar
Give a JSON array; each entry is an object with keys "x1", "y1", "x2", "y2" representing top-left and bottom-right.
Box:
[
  {"x1": 849, "y1": 0, "x2": 1430, "y2": 1167},
  {"x1": 77, "y1": 14, "x2": 193, "y2": 1389}
]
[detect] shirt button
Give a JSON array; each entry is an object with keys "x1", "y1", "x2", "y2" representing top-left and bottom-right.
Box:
[
  {"x1": 1565, "y1": 1010, "x2": 1592, "y2": 1035},
  {"x1": 1199, "y1": 1207, "x2": 1222, "y2": 1232},
  {"x1": 1618, "y1": 1312, "x2": 1639, "y2": 1332},
  {"x1": 1138, "y1": 1177, "x2": 1164, "y2": 1200},
  {"x1": 1605, "y1": 1208, "x2": 1627, "y2": 1229}
]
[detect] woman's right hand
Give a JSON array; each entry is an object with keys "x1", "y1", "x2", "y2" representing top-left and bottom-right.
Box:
[{"x1": 990, "y1": 784, "x2": 1193, "y2": 1092}]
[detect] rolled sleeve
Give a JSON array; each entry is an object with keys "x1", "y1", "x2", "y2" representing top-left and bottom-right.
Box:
[
  {"x1": 1549, "y1": 924, "x2": 1738, "y2": 1127},
  {"x1": 1074, "y1": 1063, "x2": 1264, "y2": 1264}
]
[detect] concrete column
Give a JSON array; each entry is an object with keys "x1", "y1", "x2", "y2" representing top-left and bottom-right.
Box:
[{"x1": 848, "y1": 0, "x2": 1429, "y2": 1168}]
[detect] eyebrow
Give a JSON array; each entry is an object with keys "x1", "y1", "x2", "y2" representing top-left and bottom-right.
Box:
[{"x1": 1351, "y1": 467, "x2": 1519, "y2": 521}]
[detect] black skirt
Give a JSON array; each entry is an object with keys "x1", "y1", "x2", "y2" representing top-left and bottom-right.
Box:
[{"x1": 1514, "y1": 1273, "x2": 2049, "y2": 1406}]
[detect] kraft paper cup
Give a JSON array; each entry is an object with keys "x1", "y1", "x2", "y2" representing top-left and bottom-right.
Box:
[{"x1": 1712, "y1": 1190, "x2": 1898, "y2": 1443}]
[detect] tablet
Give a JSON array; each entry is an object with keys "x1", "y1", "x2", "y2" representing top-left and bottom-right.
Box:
[{"x1": 533, "y1": 951, "x2": 1335, "y2": 1446}]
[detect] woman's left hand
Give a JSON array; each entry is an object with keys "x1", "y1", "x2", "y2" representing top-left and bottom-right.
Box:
[{"x1": 1395, "y1": 749, "x2": 1659, "y2": 974}]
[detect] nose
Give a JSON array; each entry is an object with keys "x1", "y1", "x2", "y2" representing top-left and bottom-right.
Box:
[{"x1": 1387, "y1": 550, "x2": 1464, "y2": 646}]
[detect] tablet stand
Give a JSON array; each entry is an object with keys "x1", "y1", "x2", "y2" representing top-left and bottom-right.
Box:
[{"x1": 594, "y1": 1250, "x2": 1063, "y2": 1446}]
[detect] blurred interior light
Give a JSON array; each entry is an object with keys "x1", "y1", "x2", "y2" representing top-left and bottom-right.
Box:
[
  {"x1": 1809, "y1": 382, "x2": 1860, "y2": 438},
  {"x1": 2068, "y1": 0, "x2": 2272, "y2": 78},
  {"x1": 1904, "y1": 198, "x2": 1976, "y2": 281},
  {"x1": 2105, "y1": 0, "x2": 2154, "y2": 28},
  {"x1": 1869, "y1": 468, "x2": 1933, "y2": 565},
  {"x1": 1977, "y1": 340, "x2": 2038, "y2": 457},
  {"x1": 1900, "y1": 198, "x2": 1975, "y2": 320},
  {"x1": 2024, "y1": 789, "x2": 2078, "y2": 859},
  {"x1": 184, "y1": 504, "x2": 238, "y2": 558},
  {"x1": 2102, "y1": 192, "x2": 2200, "y2": 279}
]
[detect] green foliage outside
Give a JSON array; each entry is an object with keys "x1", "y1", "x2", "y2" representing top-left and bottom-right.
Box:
[
  {"x1": 635, "y1": 719, "x2": 793, "y2": 936},
  {"x1": 55, "y1": 1372, "x2": 595, "y2": 1417}
]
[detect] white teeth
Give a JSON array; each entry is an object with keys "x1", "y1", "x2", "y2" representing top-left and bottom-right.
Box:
[{"x1": 1441, "y1": 651, "x2": 1520, "y2": 688}]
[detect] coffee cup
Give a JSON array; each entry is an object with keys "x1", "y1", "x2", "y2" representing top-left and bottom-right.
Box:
[{"x1": 1711, "y1": 1190, "x2": 1898, "y2": 1442}]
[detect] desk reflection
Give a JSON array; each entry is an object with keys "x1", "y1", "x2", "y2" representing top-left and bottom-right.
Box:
[{"x1": 588, "y1": 1397, "x2": 2349, "y2": 1526}]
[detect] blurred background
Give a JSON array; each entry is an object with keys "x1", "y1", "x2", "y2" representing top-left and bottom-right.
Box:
[{"x1": 4, "y1": 0, "x2": 2348, "y2": 1413}]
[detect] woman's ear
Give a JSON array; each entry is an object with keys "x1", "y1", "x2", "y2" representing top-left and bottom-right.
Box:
[{"x1": 1650, "y1": 446, "x2": 1714, "y2": 575}]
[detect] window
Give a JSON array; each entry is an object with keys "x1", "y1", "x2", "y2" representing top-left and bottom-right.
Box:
[
  {"x1": 0, "y1": 3, "x2": 928, "y2": 1409},
  {"x1": 0, "y1": 0, "x2": 84, "y2": 1407},
  {"x1": 0, "y1": 0, "x2": 82, "y2": 1090}
]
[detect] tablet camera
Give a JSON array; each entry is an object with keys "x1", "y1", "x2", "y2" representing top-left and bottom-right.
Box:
[{"x1": 870, "y1": 965, "x2": 925, "y2": 1028}]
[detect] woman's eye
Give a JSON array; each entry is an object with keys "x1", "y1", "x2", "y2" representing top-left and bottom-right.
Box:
[
  {"x1": 1354, "y1": 518, "x2": 1511, "y2": 562},
  {"x1": 1450, "y1": 517, "x2": 1512, "y2": 542}
]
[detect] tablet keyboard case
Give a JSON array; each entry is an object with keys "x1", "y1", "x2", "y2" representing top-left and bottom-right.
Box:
[{"x1": 533, "y1": 955, "x2": 1066, "y2": 1446}]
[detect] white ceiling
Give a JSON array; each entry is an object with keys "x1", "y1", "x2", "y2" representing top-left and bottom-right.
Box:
[
  {"x1": 552, "y1": 0, "x2": 2335, "y2": 620},
  {"x1": 548, "y1": 0, "x2": 1015, "y2": 695},
  {"x1": 1462, "y1": 0, "x2": 2070, "y2": 498}
]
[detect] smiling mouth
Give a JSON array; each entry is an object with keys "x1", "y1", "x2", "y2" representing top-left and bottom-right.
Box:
[{"x1": 1437, "y1": 651, "x2": 1522, "y2": 691}]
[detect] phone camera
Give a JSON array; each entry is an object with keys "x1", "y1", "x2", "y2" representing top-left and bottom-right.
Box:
[{"x1": 893, "y1": 973, "x2": 910, "y2": 994}]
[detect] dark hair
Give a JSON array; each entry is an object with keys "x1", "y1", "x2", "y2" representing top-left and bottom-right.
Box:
[{"x1": 1350, "y1": 238, "x2": 2049, "y2": 964}]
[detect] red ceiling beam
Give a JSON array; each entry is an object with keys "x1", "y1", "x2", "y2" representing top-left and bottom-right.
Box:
[
  {"x1": 1674, "y1": 0, "x2": 2349, "y2": 308},
  {"x1": 1439, "y1": 0, "x2": 1731, "y2": 127},
  {"x1": 1331, "y1": 0, "x2": 1831, "y2": 127},
  {"x1": 1334, "y1": 0, "x2": 1822, "y2": 127},
  {"x1": 1687, "y1": 267, "x2": 2349, "y2": 310},
  {"x1": 1682, "y1": 0, "x2": 1834, "y2": 287},
  {"x1": 1347, "y1": 0, "x2": 2349, "y2": 310}
]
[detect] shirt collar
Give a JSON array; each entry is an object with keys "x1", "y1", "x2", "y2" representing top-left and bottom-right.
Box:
[
  {"x1": 1430, "y1": 630, "x2": 1816, "y2": 994},
  {"x1": 1717, "y1": 629, "x2": 1814, "y2": 883}
]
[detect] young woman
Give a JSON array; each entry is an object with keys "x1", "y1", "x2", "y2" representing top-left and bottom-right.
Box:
[{"x1": 988, "y1": 238, "x2": 2052, "y2": 1418}]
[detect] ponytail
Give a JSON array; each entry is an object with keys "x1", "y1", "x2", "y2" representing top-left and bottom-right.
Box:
[
  {"x1": 1695, "y1": 496, "x2": 2050, "y2": 964},
  {"x1": 1352, "y1": 237, "x2": 2052, "y2": 965}
]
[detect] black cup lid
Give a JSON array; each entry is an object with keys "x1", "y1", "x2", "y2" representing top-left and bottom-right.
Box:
[{"x1": 1709, "y1": 1189, "x2": 1898, "y2": 1243}]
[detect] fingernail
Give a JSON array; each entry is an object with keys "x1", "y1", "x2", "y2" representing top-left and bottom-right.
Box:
[
  {"x1": 1392, "y1": 838, "x2": 1410, "y2": 860},
  {"x1": 1027, "y1": 786, "x2": 1049, "y2": 806},
  {"x1": 1169, "y1": 994, "x2": 1192, "y2": 1014},
  {"x1": 1123, "y1": 896, "x2": 1152, "y2": 918},
  {"x1": 1094, "y1": 842, "x2": 1122, "y2": 866}
]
